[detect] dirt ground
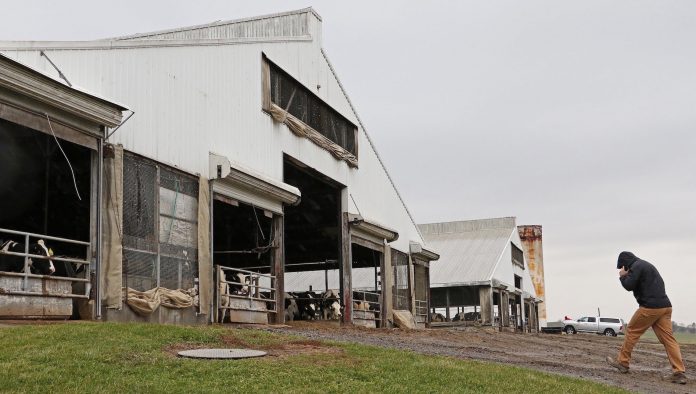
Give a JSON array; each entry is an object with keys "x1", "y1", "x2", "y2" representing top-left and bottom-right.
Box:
[{"x1": 258, "y1": 322, "x2": 695, "y2": 394}]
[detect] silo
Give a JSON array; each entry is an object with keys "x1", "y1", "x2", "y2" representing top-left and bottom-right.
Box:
[{"x1": 518, "y1": 225, "x2": 546, "y2": 325}]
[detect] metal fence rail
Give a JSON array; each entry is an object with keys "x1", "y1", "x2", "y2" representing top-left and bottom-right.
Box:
[
  {"x1": 216, "y1": 265, "x2": 277, "y2": 316},
  {"x1": 0, "y1": 227, "x2": 91, "y2": 299},
  {"x1": 414, "y1": 299, "x2": 428, "y2": 322},
  {"x1": 353, "y1": 290, "x2": 381, "y2": 322}
]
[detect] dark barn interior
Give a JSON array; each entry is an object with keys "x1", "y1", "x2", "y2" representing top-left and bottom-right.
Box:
[
  {"x1": 0, "y1": 118, "x2": 91, "y2": 260},
  {"x1": 283, "y1": 157, "x2": 342, "y2": 273},
  {"x1": 212, "y1": 199, "x2": 273, "y2": 271}
]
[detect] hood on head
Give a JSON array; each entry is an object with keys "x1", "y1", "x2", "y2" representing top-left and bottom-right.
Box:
[{"x1": 617, "y1": 251, "x2": 638, "y2": 269}]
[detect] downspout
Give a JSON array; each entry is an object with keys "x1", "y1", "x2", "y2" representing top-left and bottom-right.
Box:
[{"x1": 94, "y1": 126, "x2": 105, "y2": 319}]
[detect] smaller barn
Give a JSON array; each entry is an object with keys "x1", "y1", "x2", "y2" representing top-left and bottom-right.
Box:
[{"x1": 419, "y1": 217, "x2": 542, "y2": 332}]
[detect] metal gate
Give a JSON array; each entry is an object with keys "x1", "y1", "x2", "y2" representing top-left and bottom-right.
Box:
[
  {"x1": 0, "y1": 228, "x2": 91, "y2": 318},
  {"x1": 413, "y1": 263, "x2": 428, "y2": 323},
  {"x1": 216, "y1": 265, "x2": 277, "y2": 323},
  {"x1": 392, "y1": 250, "x2": 410, "y2": 310}
]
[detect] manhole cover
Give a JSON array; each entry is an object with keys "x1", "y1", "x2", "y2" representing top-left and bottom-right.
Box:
[{"x1": 178, "y1": 348, "x2": 267, "y2": 359}]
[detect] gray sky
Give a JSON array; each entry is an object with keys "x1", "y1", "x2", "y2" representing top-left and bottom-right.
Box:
[{"x1": 3, "y1": 1, "x2": 695, "y2": 324}]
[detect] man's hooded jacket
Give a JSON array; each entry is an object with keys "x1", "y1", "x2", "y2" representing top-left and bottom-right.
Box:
[{"x1": 617, "y1": 251, "x2": 671, "y2": 309}]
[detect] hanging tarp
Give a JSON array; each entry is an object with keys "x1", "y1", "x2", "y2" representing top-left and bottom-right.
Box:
[
  {"x1": 101, "y1": 144, "x2": 123, "y2": 309},
  {"x1": 197, "y1": 176, "x2": 212, "y2": 316}
]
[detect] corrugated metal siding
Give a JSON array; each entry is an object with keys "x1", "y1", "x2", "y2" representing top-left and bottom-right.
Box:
[
  {"x1": 423, "y1": 227, "x2": 512, "y2": 286},
  {"x1": 117, "y1": 12, "x2": 309, "y2": 41},
  {"x1": 0, "y1": 15, "x2": 424, "y2": 252}
]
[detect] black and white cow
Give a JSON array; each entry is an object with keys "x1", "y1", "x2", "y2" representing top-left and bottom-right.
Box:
[
  {"x1": 321, "y1": 289, "x2": 341, "y2": 320},
  {"x1": 293, "y1": 291, "x2": 320, "y2": 320},
  {"x1": 453, "y1": 311, "x2": 481, "y2": 322},
  {"x1": 227, "y1": 272, "x2": 250, "y2": 295},
  {"x1": 430, "y1": 312, "x2": 446, "y2": 322},
  {"x1": 0, "y1": 239, "x2": 55, "y2": 275}
]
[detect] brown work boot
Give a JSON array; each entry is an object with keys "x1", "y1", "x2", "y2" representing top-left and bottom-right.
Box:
[
  {"x1": 606, "y1": 356, "x2": 629, "y2": 373},
  {"x1": 663, "y1": 372, "x2": 687, "y2": 385}
]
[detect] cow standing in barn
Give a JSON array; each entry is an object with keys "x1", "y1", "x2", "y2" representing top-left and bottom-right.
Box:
[
  {"x1": 0, "y1": 239, "x2": 55, "y2": 275},
  {"x1": 294, "y1": 291, "x2": 320, "y2": 320},
  {"x1": 321, "y1": 289, "x2": 341, "y2": 320}
]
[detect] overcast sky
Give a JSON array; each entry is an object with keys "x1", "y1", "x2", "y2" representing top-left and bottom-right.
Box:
[{"x1": 3, "y1": 1, "x2": 695, "y2": 324}]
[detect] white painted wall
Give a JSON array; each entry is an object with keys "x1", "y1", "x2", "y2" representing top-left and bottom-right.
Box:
[
  {"x1": 491, "y1": 230, "x2": 538, "y2": 298},
  {"x1": 0, "y1": 12, "x2": 424, "y2": 251}
]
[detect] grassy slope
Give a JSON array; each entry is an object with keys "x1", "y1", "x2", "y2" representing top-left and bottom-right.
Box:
[{"x1": 0, "y1": 323, "x2": 627, "y2": 394}]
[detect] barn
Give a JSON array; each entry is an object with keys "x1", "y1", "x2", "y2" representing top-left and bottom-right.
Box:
[
  {"x1": 419, "y1": 217, "x2": 543, "y2": 332},
  {"x1": 0, "y1": 8, "x2": 439, "y2": 326},
  {"x1": 0, "y1": 53, "x2": 127, "y2": 318}
]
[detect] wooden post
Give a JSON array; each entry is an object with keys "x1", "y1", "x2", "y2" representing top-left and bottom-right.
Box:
[
  {"x1": 382, "y1": 243, "x2": 393, "y2": 327},
  {"x1": 408, "y1": 254, "x2": 416, "y2": 316},
  {"x1": 445, "y1": 288, "x2": 450, "y2": 321},
  {"x1": 340, "y1": 212, "x2": 352, "y2": 325},
  {"x1": 379, "y1": 249, "x2": 387, "y2": 328},
  {"x1": 271, "y1": 215, "x2": 284, "y2": 324},
  {"x1": 425, "y1": 262, "x2": 431, "y2": 328},
  {"x1": 497, "y1": 290, "x2": 503, "y2": 332}
]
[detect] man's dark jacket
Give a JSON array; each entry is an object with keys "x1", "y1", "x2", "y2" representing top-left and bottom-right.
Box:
[{"x1": 617, "y1": 251, "x2": 671, "y2": 308}]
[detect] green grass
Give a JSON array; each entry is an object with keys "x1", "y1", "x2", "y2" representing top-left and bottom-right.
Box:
[
  {"x1": 0, "y1": 322, "x2": 627, "y2": 394},
  {"x1": 642, "y1": 329, "x2": 696, "y2": 344}
]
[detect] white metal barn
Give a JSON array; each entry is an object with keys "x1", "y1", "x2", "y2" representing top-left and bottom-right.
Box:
[
  {"x1": 0, "y1": 8, "x2": 438, "y2": 326},
  {"x1": 419, "y1": 217, "x2": 542, "y2": 331}
]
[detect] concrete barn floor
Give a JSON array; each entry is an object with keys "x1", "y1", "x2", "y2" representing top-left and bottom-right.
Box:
[{"x1": 257, "y1": 321, "x2": 694, "y2": 394}]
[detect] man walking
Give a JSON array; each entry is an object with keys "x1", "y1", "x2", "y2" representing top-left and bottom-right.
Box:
[{"x1": 606, "y1": 251, "x2": 686, "y2": 385}]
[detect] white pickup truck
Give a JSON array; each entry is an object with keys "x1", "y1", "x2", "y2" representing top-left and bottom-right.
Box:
[{"x1": 561, "y1": 316, "x2": 625, "y2": 337}]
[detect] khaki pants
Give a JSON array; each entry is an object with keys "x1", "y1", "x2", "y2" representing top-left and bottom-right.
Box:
[{"x1": 617, "y1": 306, "x2": 685, "y2": 373}]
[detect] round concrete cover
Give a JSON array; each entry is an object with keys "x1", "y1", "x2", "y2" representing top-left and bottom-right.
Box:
[{"x1": 178, "y1": 348, "x2": 267, "y2": 359}]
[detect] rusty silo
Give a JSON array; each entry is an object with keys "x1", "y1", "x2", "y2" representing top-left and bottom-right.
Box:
[{"x1": 517, "y1": 225, "x2": 546, "y2": 325}]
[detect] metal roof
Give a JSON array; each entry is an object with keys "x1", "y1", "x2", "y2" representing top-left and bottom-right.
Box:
[
  {"x1": 105, "y1": 8, "x2": 321, "y2": 41},
  {"x1": 419, "y1": 218, "x2": 517, "y2": 287}
]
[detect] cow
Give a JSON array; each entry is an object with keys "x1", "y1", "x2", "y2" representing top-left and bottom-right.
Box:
[
  {"x1": 293, "y1": 291, "x2": 320, "y2": 320},
  {"x1": 0, "y1": 239, "x2": 55, "y2": 275},
  {"x1": 453, "y1": 311, "x2": 481, "y2": 322},
  {"x1": 227, "y1": 272, "x2": 250, "y2": 295},
  {"x1": 430, "y1": 312, "x2": 446, "y2": 322},
  {"x1": 321, "y1": 289, "x2": 341, "y2": 320},
  {"x1": 353, "y1": 300, "x2": 370, "y2": 311},
  {"x1": 284, "y1": 292, "x2": 299, "y2": 322}
]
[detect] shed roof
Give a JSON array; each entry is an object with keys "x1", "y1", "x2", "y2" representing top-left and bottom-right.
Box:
[{"x1": 419, "y1": 217, "x2": 517, "y2": 287}]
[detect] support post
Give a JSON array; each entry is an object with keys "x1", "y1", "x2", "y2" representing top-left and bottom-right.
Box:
[
  {"x1": 382, "y1": 243, "x2": 392, "y2": 327},
  {"x1": 425, "y1": 263, "x2": 431, "y2": 328},
  {"x1": 271, "y1": 215, "x2": 285, "y2": 324},
  {"x1": 478, "y1": 286, "x2": 493, "y2": 325},
  {"x1": 408, "y1": 254, "x2": 416, "y2": 316},
  {"x1": 94, "y1": 134, "x2": 104, "y2": 319},
  {"x1": 497, "y1": 290, "x2": 503, "y2": 332},
  {"x1": 340, "y1": 213, "x2": 352, "y2": 325},
  {"x1": 445, "y1": 288, "x2": 450, "y2": 321}
]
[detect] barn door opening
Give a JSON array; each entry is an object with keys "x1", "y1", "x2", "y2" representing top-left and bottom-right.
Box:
[
  {"x1": 282, "y1": 156, "x2": 344, "y2": 325},
  {"x1": 350, "y1": 242, "x2": 383, "y2": 328},
  {"x1": 0, "y1": 118, "x2": 94, "y2": 319},
  {"x1": 212, "y1": 196, "x2": 277, "y2": 324},
  {"x1": 413, "y1": 262, "x2": 428, "y2": 327}
]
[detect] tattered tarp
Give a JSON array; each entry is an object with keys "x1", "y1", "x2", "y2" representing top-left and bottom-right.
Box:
[
  {"x1": 124, "y1": 287, "x2": 195, "y2": 316},
  {"x1": 269, "y1": 103, "x2": 358, "y2": 167}
]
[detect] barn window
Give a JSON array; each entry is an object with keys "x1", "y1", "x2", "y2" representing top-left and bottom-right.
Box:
[
  {"x1": 122, "y1": 152, "x2": 199, "y2": 293},
  {"x1": 511, "y1": 243, "x2": 524, "y2": 269},
  {"x1": 263, "y1": 56, "x2": 358, "y2": 167}
]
